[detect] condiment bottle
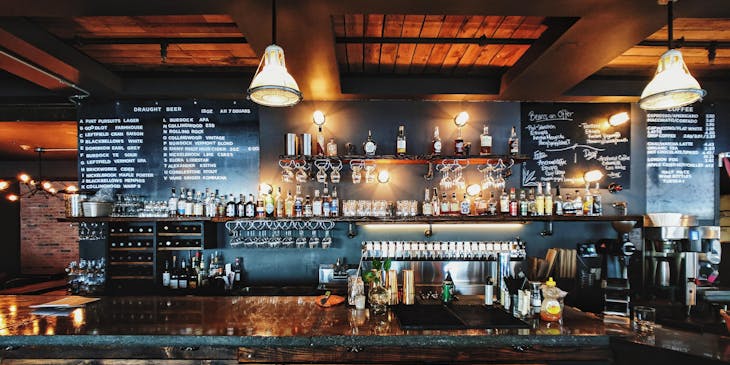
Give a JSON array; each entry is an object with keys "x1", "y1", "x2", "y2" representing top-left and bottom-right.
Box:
[{"x1": 540, "y1": 277, "x2": 563, "y2": 322}]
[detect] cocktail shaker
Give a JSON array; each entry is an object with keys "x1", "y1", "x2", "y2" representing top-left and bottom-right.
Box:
[{"x1": 402, "y1": 269, "x2": 415, "y2": 305}]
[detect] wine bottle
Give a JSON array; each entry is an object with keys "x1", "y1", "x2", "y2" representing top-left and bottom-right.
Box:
[
  {"x1": 396, "y1": 125, "x2": 407, "y2": 155},
  {"x1": 479, "y1": 125, "x2": 492, "y2": 155},
  {"x1": 363, "y1": 130, "x2": 377, "y2": 156}
]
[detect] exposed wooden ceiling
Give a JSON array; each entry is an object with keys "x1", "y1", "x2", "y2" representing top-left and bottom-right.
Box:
[
  {"x1": 0, "y1": 0, "x2": 728, "y2": 104},
  {"x1": 0, "y1": 122, "x2": 77, "y2": 160}
]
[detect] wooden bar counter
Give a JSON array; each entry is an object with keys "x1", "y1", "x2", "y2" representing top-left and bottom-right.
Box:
[{"x1": 0, "y1": 295, "x2": 726, "y2": 364}]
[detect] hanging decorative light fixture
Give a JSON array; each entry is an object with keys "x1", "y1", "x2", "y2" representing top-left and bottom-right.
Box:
[
  {"x1": 247, "y1": 0, "x2": 302, "y2": 107},
  {"x1": 0, "y1": 147, "x2": 78, "y2": 202},
  {"x1": 639, "y1": 0, "x2": 706, "y2": 110}
]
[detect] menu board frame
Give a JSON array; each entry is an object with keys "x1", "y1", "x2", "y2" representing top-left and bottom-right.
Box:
[
  {"x1": 520, "y1": 102, "x2": 632, "y2": 188},
  {"x1": 78, "y1": 100, "x2": 259, "y2": 201}
]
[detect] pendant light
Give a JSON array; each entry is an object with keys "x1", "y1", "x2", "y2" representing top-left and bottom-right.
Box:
[
  {"x1": 247, "y1": 0, "x2": 302, "y2": 107},
  {"x1": 639, "y1": 0, "x2": 706, "y2": 110}
]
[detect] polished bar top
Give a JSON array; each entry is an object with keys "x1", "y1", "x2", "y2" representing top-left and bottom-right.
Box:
[{"x1": 0, "y1": 295, "x2": 725, "y2": 363}]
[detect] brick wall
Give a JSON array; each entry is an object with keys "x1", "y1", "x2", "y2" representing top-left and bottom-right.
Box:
[{"x1": 20, "y1": 182, "x2": 78, "y2": 275}]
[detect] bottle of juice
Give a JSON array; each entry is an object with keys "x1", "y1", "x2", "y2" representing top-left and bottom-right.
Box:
[{"x1": 540, "y1": 277, "x2": 563, "y2": 322}]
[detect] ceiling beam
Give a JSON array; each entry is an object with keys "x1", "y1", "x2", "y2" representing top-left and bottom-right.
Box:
[
  {"x1": 0, "y1": 0, "x2": 230, "y2": 17},
  {"x1": 341, "y1": 74, "x2": 501, "y2": 95},
  {"x1": 0, "y1": 18, "x2": 122, "y2": 97},
  {"x1": 499, "y1": 2, "x2": 667, "y2": 100}
]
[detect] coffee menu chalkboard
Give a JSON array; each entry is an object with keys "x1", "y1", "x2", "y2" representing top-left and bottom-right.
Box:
[
  {"x1": 78, "y1": 100, "x2": 259, "y2": 200},
  {"x1": 646, "y1": 105, "x2": 715, "y2": 219},
  {"x1": 520, "y1": 103, "x2": 631, "y2": 188}
]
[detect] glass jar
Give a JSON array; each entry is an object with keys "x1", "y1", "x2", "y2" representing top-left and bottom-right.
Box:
[{"x1": 369, "y1": 283, "x2": 390, "y2": 315}]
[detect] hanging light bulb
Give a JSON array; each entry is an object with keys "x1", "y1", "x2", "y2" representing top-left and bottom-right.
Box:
[
  {"x1": 639, "y1": 0, "x2": 706, "y2": 110},
  {"x1": 247, "y1": 0, "x2": 302, "y2": 107}
]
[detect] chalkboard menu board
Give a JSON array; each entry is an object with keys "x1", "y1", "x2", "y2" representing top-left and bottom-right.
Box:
[
  {"x1": 78, "y1": 100, "x2": 259, "y2": 200},
  {"x1": 646, "y1": 105, "x2": 716, "y2": 219},
  {"x1": 520, "y1": 103, "x2": 631, "y2": 188}
]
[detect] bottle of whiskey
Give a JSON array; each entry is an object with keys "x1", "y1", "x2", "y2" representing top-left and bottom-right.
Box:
[
  {"x1": 294, "y1": 185, "x2": 303, "y2": 217},
  {"x1": 185, "y1": 189, "x2": 194, "y2": 216},
  {"x1": 440, "y1": 191, "x2": 450, "y2": 215},
  {"x1": 168, "y1": 188, "x2": 178, "y2": 217},
  {"x1": 480, "y1": 125, "x2": 492, "y2": 155},
  {"x1": 285, "y1": 189, "x2": 294, "y2": 217},
  {"x1": 519, "y1": 189, "x2": 528, "y2": 216},
  {"x1": 225, "y1": 194, "x2": 236, "y2": 218},
  {"x1": 363, "y1": 130, "x2": 377, "y2": 156},
  {"x1": 509, "y1": 188, "x2": 518, "y2": 217},
  {"x1": 508, "y1": 126, "x2": 519, "y2": 155},
  {"x1": 422, "y1": 188, "x2": 433, "y2": 216},
  {"x1": 488, "y1": 191, "x2": 498, "y2": 216},
  {"x1": 450, "y1": 192, "x2": 459, "y2": 215},
  {"x1": 245, "y1": 194, "x2": 256, "y2": 218},
  {"x1": 303, "y1": 195, "x2": 313, "y2": 217},
  {"x1": 236, "y1": 193, "x2": 246, "y2": 217},
  {"x1": 460, "y1": 193, "x2": 471, "y2": 215},
  {"x1": 330, "y1": 186, "x2": 340, "y2": 217},
  {"x1": 274, "y1": 186, "x2": 284, "y2": 218},
  {"x1": 500, "y1": 189, "x2": 509, "y2": 215},
  {"x1": 554, "y1": 185, "x2": 563, "y2": 216},
  {"x1": 312, "y1": 189, "x2": 323, "y2": 216},
  {"x1": 432, "y1": 188, "x2": 441, "y2": 216},
  {"x1": 396, "y1": 125, "x2": 407, "y2": 155},
  {"x1": 322, "y1": 184, "x2": 331, "y2": 217},
  {"x1": 535, "y1": 183, "x2": 545, "y2": 216},
  {"x1": 475, "y1": 191, "x2": 487, "y2": 215},
  {"x1": 256, "y1": 194, "x2": 266, "y2": 218},
  {"x1": 573, "y1": 190, "x2": 583, "y2": 216},
  {"x1": 431, "y1": 127, "x2": 442, "y2": 156},
  {"x1": 326, "y1": 138, "x2": 337, "y2": 156}
]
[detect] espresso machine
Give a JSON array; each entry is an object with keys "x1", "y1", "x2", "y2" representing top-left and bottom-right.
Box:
[{"x1": 643, "y1": 213, "x2": 722, "y2": 310}]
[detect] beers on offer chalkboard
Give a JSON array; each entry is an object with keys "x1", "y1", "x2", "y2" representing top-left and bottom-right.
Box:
[{"x1": 520, "y1": 103, "x2": 631, "y2": 189}]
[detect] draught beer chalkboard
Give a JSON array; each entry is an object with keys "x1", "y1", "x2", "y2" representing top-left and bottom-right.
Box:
[
  {"x1": 646, "y1": 104, "x2": 716, "y2": 219},
  {"x1": 520, "y1": 103, "x2": 632, "y2": 188},
  {"x1": 78, "y1": 100, "x2": 259, "y2": 200}
]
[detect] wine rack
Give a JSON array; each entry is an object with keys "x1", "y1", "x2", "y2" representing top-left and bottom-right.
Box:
[{"x1": 107, "y1": 222, "x2": 156, "y2": 281}]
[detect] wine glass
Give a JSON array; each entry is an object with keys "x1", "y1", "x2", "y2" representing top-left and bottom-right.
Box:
[
  {"x1": 351, "y1": 162, "x2": 363, "y2": 184},
  {"x1": 330, "y1": 159, "x2": 342, "y2": 183},
  {"x1": 364, "y1": 165, "x2": 376, "y2": 184}
]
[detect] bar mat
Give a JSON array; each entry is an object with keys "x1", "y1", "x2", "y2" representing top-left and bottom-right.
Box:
[
  {"x1": 391, "y1": 304, "x2": 466, "y2": 330},
  {"x1": 449, "y1": 305, "x2": 530, "y2": 329}
]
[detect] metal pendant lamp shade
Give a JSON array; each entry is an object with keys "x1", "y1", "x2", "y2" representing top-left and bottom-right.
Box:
[
  {"x1": 248, "y1": 44, "x2": 302, "y2": 107},
  {"x1": 638, "y1": 49, "x2": 706, "y2": 110}
]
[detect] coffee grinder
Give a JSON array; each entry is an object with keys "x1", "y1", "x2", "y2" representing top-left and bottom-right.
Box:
[{"x1": 599, "y1": 220, "x2": 637, "y2": 318}]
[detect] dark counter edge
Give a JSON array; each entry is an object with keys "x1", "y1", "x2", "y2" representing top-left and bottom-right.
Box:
[{"x1": 0, "y1": 334, "x2": 610, "y2": 348}]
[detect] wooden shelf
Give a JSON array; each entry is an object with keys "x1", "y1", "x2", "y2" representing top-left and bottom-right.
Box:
[
  {"x1": 158, "y1": 247, "x2": 203, "y2": 251},
  {"x1": 279, "y1": 154, "x2": 529, "y2": 165},
  {"x1": 109, "y1": 247, "x2": 152, "y2": 251},
  {"x1": 58, "y1": 217, "x2": 210, "y2": 223},
  {"x1": 158, "y1": 232, "x2": 202, "y2": 237},
  {"x1": 110, "y1": 233, "x2": 154, "y2": 237},
  {"x1": 213, "y1": 215, "x2": 643, "y2": 225}
]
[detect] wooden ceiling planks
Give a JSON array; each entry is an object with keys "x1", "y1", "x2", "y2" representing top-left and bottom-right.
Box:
[{"x1": 334, "y1": 14, "x2": 547, "y2": 75}]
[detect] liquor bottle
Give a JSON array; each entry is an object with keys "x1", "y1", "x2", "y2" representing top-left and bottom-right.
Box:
[
  {"x1": 454, "y1": 133, "x2": 465, "y2": 156},
  {"x1": 193, "y1": 191, "x2": 204, "y2": 216},
  {"x1": 285, "y1": 189, "x2": 294, "y2": 217},
  {"x1": 216, "y1": 191, "x2": 226, "y2": 217},
  {"x1": 431, "y1": 127, "x2": 442, "y2": 156},
  {"x1": 396, "y1": 125, "x2": 407, "y2": 155},
  {"x1": 592, "y1": 183, "x2": 603, "y2": 216},
  {"x1": 487, "y1": 191, "x2": 498, "y2": 216},
  {"x1": 544, "y1": 181, "x2": 553, "y2": 215},
  {"x1": 573, "y1": 190, "x2": 583, "y2": 216},
  {"x1": 563, "y1": 191, "x2": 573, "y2": 215},
  {"x1": 440, "y1": 192, "x2": 450, "y2": 215},
  {"x1": 294, "y1": 185, "x2": 303, "y2": 217},
  {"x1": 509, "y1": 188, "x2": 518, "y2": 217},
  {"x1": 508, "y1": 126, "x2": 519, "y2": 155},
  {"x1": 236, "y1": 193, "x2": 246, "y2": 217},
  {"x1": 534, "y1": 183, "x2": 544, "y2": 216},
  {"x1": 460, "y1": 193, "x2": 471, "y2": 215},
  {"x1": 256, "y1": 194, "x2": 265, "y2": 218},
  {"x1": 207, "y1": 190, "x2": 217, "y2": 217},
  {"x1": 479, "y1": 125, "x2": 493, "y2": 155},
  {"x1": 499, "y1": 189, "x2": 509, "y2": 215},
  {"x1": 326, "y1": 138, "x2": 337, "y2": 156},
  {"x1": 265, "y1": 190, "x2": 275, "y2": 218},
  {"x1": 197, "y1": 252, "x2": 207, "y2": 288},
  {"x1": 274, "y1": 186, "x2": 284, "y2": 218},
  {"x1": 303, "y1": 195, "x2": 313, "y2": 217},
  {"x1": 177, "y1": 188, "x2": 186, "y2": 216},
  {"x1": 582, "y1": 184, "x2": 594, "y2": 216},
  {"x1": 322, "y1": 184, "x2": 331, "y2": 217},
  {"x1": 432, "y1": 188, "x2": 441, "y2": 216},
  {"x1": 475, "y1": 192, "x2": 487, "y2": 215},
  {"x1": 170, "y1": 256, "x2": 179, "y2": 290},
  {"x1": 178, "y1": 259, "x2": 188, "y2": 290},
  {"x1": 316, "y1": 127, "x2": 325, "y2": 156},
  {"x1": 225, "y1": 194, "x2": 236, "y2": 218},
  {"x1": 162, "y1": 260, "x2": 171, "y2": 287},
  {"x1": 168, "y1": 188, "x2": 178, "y2": 216},
  {"x1": 528, "y1": 188, "x2": 536, "y2": 216},
  {"x1": 422, "y1": 188, "x2": 433, "y2": 216},
  {"x1": 188, "y1": 257, "x2": 197, "y2": 290},
  {"x1": 450, "y1": 192, "x2": 459, "y2": 215},
  {"x1": 185, "y1": 189, "x2": 194, "y2": 216},
  {"x1": 312, "y1": 189, "x2": 323, "y2": 216},
  {"x1": 330, "y1": 186, "x2": 339, "y2": 217},
  {"x1": 519, "y1": 189, "x2": 528, "y2": 216},
  {"x1": 363, "y1": 130, "x2": 377, "y2": 156},
  {"x1": 233, "y1": 257, "x2": 243, "y2": 285},
  {"x1": 245, "y1": 194, "x2": 256, "y2": 218},
  {"x1": 554, "y1": 185, "x2": 563, "y2": 216}
]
